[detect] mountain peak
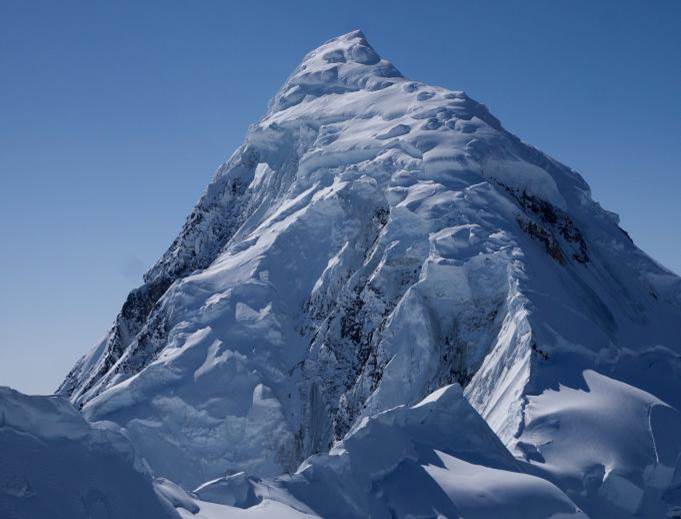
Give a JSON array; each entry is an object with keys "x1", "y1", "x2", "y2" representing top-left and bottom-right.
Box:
[
  {"x1": 270, "y1": 29, "x2": 403, "y2": 113},
  {"x1": 56, "y1": 31, "x2": 681, "y2": 518},
  {"x1": 308, "y1": 28, "x2": 382, "y2": 66},
  {"x1": 323, "y1": 28, "x2": 368, "y2": 44}
]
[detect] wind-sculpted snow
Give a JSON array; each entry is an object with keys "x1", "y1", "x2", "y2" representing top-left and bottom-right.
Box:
[
  {"x1": 57, "y1": 30, "x2": 681, "y2": 516},
  {"x1": 0, "y1": 387, "x2": 179, "y2": 519},
  {"x1": 263, "y1": 385, "x2": 586, "y2": 518},
  {"x1": 519, "y1": 370, "x2": 681, "y2": 517},
  {"x1": 167, "y1": 386, "x2": 585, "y2": 518}
]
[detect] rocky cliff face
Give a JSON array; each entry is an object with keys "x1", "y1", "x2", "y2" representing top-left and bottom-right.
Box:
[{"x1": 58, "y1": 30, "x2": 681, "y2": 516}]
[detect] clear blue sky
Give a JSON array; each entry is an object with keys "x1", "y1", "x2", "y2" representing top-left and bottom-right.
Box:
[{"x1": 1, "y1": 0, "x2": 680, "y2": 394}]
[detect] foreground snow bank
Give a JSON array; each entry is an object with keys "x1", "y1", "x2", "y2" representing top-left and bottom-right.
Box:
[
  {"x1": 519, "y1": 370, "x2": 681, "y2": 517},
  {"x1": 273, "y1": 384, "x2": 584, "y2": 518},
  {"x1": 171, "y1": 385, "x2": 585, "y2": 518},
  {"x1": 0, "y1": 387, "x2": 178, "y2": 519}
]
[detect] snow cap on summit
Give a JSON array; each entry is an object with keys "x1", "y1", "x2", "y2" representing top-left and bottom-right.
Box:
[{"x1": 270, "y1": 29, "x2": 403, "y2": 112}]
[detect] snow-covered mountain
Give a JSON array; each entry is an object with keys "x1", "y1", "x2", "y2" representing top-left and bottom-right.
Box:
[{"x1": 34, "y1": 30, "x2": 681, "y2": 517}]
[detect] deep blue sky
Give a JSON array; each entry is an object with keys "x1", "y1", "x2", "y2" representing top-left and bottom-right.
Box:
[{"x1": 2, "y1": 1, "x2": 680, "y2": 394}]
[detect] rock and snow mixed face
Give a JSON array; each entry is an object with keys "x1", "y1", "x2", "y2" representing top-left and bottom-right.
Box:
[{"x1": 53, "y1": 30, "x2": 681, "y2": 516}]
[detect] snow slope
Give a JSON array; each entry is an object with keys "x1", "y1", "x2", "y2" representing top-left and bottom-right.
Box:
[
  {"x1": 55, "y1": 30, "x2": 681, "y2": 516},
  {"x1": 0, "y1": 387, "x2": 179, "y2": 519}
]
